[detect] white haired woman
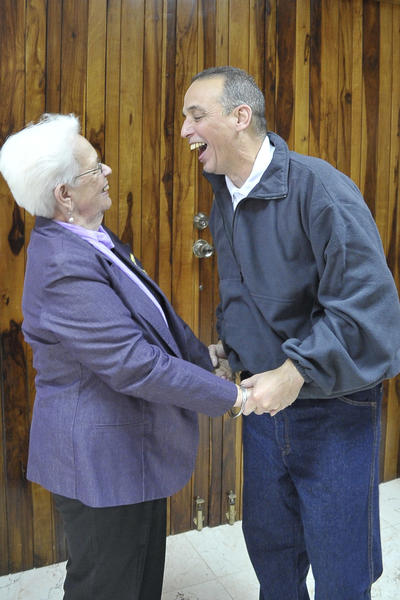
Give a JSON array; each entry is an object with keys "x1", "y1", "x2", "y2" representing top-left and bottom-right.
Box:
[{"x1": 0, "y1": 114, "x2": 250, "y2": 600}]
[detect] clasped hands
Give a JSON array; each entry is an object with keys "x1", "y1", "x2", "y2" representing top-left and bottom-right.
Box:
[{"x1": 209, "y1": 341, "x2": 304, "y2": 417}]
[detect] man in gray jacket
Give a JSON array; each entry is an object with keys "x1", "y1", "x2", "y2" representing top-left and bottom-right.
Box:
[{"x1": 181, "y1": 66, "x2": 400, "y2": 600}]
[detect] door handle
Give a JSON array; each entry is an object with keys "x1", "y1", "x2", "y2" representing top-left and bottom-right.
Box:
[
  {"x1": 192, "y1": 239, "x2": 214, "y2": 258},
  {"x1": 193, "y1": 212, "x2": 209, "y2": 230}
]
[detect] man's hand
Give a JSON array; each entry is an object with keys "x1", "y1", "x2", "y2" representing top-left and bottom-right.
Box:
[
  {"x1": 209, "y1": 341, "x2": 234, "y2": 381},
  {"x1": 241, "y1": 359, "x2": 304, "y2": 416}
]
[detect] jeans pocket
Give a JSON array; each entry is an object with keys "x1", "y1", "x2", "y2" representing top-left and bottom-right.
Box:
[{"x1": 337, "y1": 384, "x2": 382, "y2": 407}]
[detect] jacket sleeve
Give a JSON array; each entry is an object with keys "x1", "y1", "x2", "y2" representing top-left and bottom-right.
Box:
[
  {"x1": 37, "y1": 249, "x2": 237, "y2": 416},
  {"x1": 282, "y1": 194, "x2": 400, "y2": 397}
]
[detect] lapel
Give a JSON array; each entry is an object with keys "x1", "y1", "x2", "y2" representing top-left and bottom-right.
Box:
[{"x1": 103, "y1": 228, "x2": 187, "y2": 358}]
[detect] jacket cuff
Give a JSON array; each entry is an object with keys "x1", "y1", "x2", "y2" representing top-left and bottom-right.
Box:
[{"x1": 291, "y1": 360, "x2": 313, "y2": 383}]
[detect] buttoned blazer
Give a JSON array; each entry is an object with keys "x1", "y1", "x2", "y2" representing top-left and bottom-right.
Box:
[{"x1": 23, "y1": 218, "x2": 236, "y2": 507}]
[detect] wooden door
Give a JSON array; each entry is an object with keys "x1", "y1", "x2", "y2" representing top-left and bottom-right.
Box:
[{"x1": 1, "y1": 0, "x2": 400, "y2": 576}]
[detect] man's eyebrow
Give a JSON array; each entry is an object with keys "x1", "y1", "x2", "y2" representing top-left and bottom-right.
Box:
[{"x1": 183, "y1": 104, "x2": 204, "y2": 116}]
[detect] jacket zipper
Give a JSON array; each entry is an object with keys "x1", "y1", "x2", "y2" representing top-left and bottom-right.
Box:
[{"x1": 231, "y1": 195, "x2": 285, "y2": 281}]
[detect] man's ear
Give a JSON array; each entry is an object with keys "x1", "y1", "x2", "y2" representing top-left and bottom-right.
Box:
[
  {"x1": 234, "y1": 104, "x2": 252, "y2": 131},
  {"x1": 54, "y1": 183, "x2": 72, "y2": 211}
]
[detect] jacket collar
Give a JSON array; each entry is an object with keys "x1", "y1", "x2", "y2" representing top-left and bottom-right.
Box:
[{"x1": 203, "y1": 131, "x2": 289, "y2": 201}]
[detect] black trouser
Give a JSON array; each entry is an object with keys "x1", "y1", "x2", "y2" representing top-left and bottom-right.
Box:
[{"x1": 53, "y1": 494, "x2": 167, "y2": 600}]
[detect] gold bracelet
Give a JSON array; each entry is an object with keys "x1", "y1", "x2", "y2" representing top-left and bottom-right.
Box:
[{"x1": 228, "y1": 386, "x2": 248, "y2": 419}]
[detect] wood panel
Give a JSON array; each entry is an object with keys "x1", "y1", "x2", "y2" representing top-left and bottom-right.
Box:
[
  {"x1": 384, "y1": 1, "x2": 400, "y2": 481},
  {"x1": 0, "y1": 0, "x2": 30, "y2": 576},
  {"x1": 337, "y1": 0, "x2": 353, "y2": 177},
  {"x1": 0, "y1": 0, "x2": 399, "y2": 575},
  {"x1": 265, "y1": 0, "x2": 277, "y2": 131},
  {"x1": 192, "y1": 0, "x2": 216, "y2": 530},
  {"x1": 119, "y1": 0, "x2": 144, "y2": 252},
  {"x1": 103, "y1": 0, "x2": 121, "y2": 234},
  {"x1": 276, "y1": 0, "x2": 296, "y2": 149},
  {"x1": 142, "y1": 0, "x2": 163, "y2": 280},
  {"x1": 294, "y1": 0, "x2": 310, "y2": 155},
  {"x1": 170, "y1": 0, "x2": 199, "y2": 535},
  {"x1": 25, "y1": 0, "x2": 54, "y2": 570}
]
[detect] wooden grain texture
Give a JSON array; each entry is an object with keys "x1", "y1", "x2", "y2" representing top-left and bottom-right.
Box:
[
  {"x1": 104, "y1": 0, "x2": 121, "y2": 235},
  {"x1": 158, "y1": 0, "x2": 176, "y2": 298},
  {"x1": 191, "y1": 0, "x2": 216, "y2": 531},
  {"x1": 215, "y1": 0, "x2": 229, "y2": 65},
  {"x1": 350, "y1": 0, "x2": 363, "y2": 185},
  {"x1": 294, "y1": 0, "x2": 310, "y2": 154},
  {"x1": 218, "y1": 0, "x2": 254, "y2": 529},
  {"x1": 309, "y1": 0, "x2": 322, "y2": 157},
  {"x1": 60, "y1": 0, "x2": 88, "y2": 117},
  {"x1": 25, "y1": 0, "x2": 46, "y2": 125},
  {"x1": 337, "y1": 0, "x2": 353, "y2": 177},
  {"x1": 45, "y1": 0, "x2": 62, "y2": 113},
  {"x1": 170, "y1": 0, "x2": 198, "y2": 535},
  {"x1": 0, "y1": 0, "x2": 28, "y2": 575},
  {"x1": 375, "y1": 1, "x2": 392, "y2": 249},
  {"x1": 0, "y1": 339, "x2": 9, "y2": 574},
  {"x1": 86, "y1": 0, "x2": 107, "y2": 154},
  {"x1": 384, "y1": 3, "x2": 400, "y2": 481},
  {"x1": 276, "y1": 0, "x2": 296, "y2": 146},
  {"x1": 320, "y1": 0, "x2": 339, "y2": 166},
  {"x1": 1, "y1": 0, "x2": 400, "y2": 575},
  {"x1": 208, "y1": 417, "x2": 224, "y2": 526},
  {"x1": 265, "y1": 0, "x2": 277, "y2": 131},
  {"x1": 119, "y1": 0, "x2": 144, "y2": 252},
  {"x1": 25, "y1": 0, "x2": 54, "y2": 568},
  {"x1": 2, "y1": 321, "x2": 32, "y2": 572},
  {"x1": 196, "y1": 0, "x2": 216, "y2": 339},
  {"x1": 141, "y1": 0, "x2": 163, "y2": 280},
  {"x1": 362, "y1": 0, "x2": 380, "y2": 217},
  {"x1": 249, "y1": 0, "x2": 266, "y2": 88},
  {"x1": 229, "y1": 0, "x2": 249, "y2": 69}
]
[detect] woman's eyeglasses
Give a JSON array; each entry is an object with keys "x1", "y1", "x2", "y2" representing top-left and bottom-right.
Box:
[{"x1": 74, "y1": 162, "x2": 103, "y2": 181}]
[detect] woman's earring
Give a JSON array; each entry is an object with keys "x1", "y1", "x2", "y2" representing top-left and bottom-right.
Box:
[{"x1": 67, "y1": 200, "x2": 74, "y2": 223}]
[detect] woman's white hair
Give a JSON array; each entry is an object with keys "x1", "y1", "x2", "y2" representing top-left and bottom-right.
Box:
[{"x1": 0, "y1": 113, "x2": 81, "y2": 218}]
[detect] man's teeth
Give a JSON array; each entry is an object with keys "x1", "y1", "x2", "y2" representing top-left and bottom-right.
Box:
[{"x1": 190, "y1": 142, "x2": 205, "y2": 151}]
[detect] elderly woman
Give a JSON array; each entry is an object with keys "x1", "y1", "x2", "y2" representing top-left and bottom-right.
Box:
[{"x1": 0, "y1": 114, "x2": 249, "y2": 600}]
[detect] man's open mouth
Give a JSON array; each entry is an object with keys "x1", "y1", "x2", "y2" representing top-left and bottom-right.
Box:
[{"x1": 190, "y1": 142, "x2": 207, "y2": 157}]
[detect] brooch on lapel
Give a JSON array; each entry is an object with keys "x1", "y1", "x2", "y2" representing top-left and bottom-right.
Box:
[{"x1": 130, "y1": 252, "x2": 147, "y2": 273}]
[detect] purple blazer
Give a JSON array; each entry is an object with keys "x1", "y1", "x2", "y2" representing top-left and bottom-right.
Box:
[{"x1": 23, "y1": 218, "x2": 236, "y2": 507}]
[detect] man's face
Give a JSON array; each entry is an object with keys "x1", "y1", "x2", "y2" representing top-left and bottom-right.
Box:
[{"x1": 181, "y1": 76, "x2": 237, "y2": 175}]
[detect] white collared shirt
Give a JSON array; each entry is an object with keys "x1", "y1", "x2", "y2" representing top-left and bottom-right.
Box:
[{"x1": 225, "y1": 135, "x2": 275, "y2": 210}]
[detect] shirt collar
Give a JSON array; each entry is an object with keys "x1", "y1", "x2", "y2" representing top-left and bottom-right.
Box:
[
  {"x1": 54, "y1": 221, "x2": 115, "y2": 250},
  {"x1": 225, "y1": 135, "x2": 275, "y2": 206}
]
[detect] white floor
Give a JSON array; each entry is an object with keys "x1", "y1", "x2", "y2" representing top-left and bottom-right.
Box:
[{"x1": 0, "y1": 479, "x2": 399, "y2": 600}]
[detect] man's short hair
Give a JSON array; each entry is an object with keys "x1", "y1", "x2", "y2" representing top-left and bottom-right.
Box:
[{"x1": 192, "y1": 66, "x2": 267, "y2": 137}]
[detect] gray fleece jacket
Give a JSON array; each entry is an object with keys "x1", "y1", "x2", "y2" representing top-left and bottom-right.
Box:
[{"x1": 206, "y1": 131, "x2": 400, "y2": 399}]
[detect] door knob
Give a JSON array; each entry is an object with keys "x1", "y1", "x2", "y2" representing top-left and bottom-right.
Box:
[
  {"x1": 192, "y1": 239, "x2": 214, "y2": 258},
  {"x1": 193, "y1": 212, "x2": 209, "y2": 230}
]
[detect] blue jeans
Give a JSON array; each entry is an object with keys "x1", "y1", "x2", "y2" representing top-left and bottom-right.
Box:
[{"x1": 242, "y1": 386, "x2": 382, "y2": 600}]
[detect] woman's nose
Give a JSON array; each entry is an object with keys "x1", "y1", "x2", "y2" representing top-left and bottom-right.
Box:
[{"x1": 102, "y1": 163, "x2": 112, "y2": 176}]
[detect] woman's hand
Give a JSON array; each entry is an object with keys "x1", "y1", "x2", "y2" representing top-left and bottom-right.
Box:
[{"x1": 209, "y1": 341, "x2": 234, "y2": 380}]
